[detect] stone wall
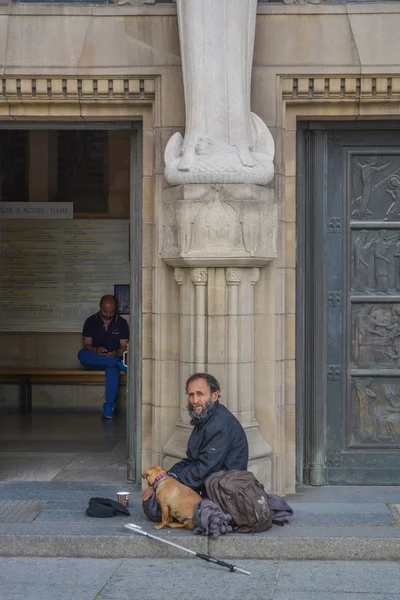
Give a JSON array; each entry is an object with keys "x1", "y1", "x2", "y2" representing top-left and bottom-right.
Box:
[{"x1": 0, "y1": 2, "x2": 399, "y2": 491}]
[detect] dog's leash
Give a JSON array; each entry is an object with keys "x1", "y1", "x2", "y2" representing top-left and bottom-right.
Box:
[{"x1": 124, "y1": 523, "x2": 251, "y2": 576}]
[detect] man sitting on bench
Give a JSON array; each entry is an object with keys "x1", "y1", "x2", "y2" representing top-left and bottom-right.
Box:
[{"x1": 78, "y1": 295, "x2": 129, "y2": 419}]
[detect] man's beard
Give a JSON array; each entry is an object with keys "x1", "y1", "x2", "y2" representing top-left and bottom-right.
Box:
[{"x1": 187, "y1": 398, "x2": 214, "y2": 423}]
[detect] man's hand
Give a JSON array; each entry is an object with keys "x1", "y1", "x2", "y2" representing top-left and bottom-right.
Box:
[
  {"x1": 106, "y1": 350, "x2": 117, "y2": 358},
  {"x1": 96, "y1": 347, "x2": 108, "y2": 355},
  {"x1": 142, "y1": 486, "x2": 155, "y2": 502}
]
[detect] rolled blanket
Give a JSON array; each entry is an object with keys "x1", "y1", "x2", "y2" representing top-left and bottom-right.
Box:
[
  {"x1": 269, "y1": 493, "x2": 294, "y2": 525},
  {"x1": 193, "y1": 499, "x2": 233, "y2": 539}
]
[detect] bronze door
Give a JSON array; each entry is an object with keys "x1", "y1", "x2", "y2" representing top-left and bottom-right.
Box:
[{"x1": 298, "y1": 125, "x2": 400, "y2": 485}]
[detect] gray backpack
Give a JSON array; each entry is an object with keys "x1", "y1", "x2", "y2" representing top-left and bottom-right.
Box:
[{"x1": 204, "y1": 470, "x2": 272, "y2": 534}]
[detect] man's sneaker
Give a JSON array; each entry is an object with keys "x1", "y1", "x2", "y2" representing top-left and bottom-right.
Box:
[
  {"x1": 102, "y1": 405, "x2": 114, "y2": 419},
  {"x1": 116, "y1": 360, "x2": 127, "y2": 373}
]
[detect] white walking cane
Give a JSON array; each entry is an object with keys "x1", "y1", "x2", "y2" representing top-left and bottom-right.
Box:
[{"x1": 124, "y1": 523, "x2": 251, "y2": 576}]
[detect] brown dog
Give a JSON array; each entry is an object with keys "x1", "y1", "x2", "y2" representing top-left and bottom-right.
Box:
[{"x1": 142, "y1": 465, "x2": 201, "y2": 530}]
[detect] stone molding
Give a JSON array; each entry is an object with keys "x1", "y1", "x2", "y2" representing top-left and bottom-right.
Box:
[
  {"x1": 282, "y1": 76, "x2": 400, "y2": 101},
  {"x1": 4, "y1": 74, "x2": 397, "y2": 106},
  {"x1": 0, "y1": 77, "x2": 157, "y2": 103},
  {"x1": 160, "y1": 183, "x2": 277, "y2": 268}
]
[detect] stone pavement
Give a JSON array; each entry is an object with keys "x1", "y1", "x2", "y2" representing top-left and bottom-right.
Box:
[
  {"x1": 2, "y1": 558, "x2": 400, "y2": 600},
  {"x1": 0, "y1": 482, "x2": 399, "y2": 561}
]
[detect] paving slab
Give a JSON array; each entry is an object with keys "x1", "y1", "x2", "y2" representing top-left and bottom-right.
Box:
[
  {"x1": 1, "y1": 558, "x2": 400, "y2": 600},
  {"x1": 277, "y1": 560, "x2": 400, "y2": 594}
]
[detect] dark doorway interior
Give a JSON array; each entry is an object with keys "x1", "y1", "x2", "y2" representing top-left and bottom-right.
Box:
[{"x1": 0, "y1": 124, "x2": 139, "y2": 483}]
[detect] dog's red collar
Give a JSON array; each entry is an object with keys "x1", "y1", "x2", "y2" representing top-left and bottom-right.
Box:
[{"x1": 152, "y1": 472, "x2": 168, "y2": 487}]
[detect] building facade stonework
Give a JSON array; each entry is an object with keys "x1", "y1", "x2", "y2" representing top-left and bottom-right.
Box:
[{"x1": 1, "y1": 1, "x2": 400, "y2": 492}]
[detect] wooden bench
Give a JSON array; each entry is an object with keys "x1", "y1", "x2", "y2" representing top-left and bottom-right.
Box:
[{"x1": 0, "y1": 369, "x2": 127, "y2": 414}]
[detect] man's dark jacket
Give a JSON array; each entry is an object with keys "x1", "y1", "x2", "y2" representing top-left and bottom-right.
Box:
[{"x1": 169, "y1": 401, "x2": 248, "y2": 491}]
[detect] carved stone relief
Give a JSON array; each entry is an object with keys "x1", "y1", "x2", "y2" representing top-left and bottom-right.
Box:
[
  {"x1": 191, "y1": 268, "x2": 208, "y2": 284},
  {"x1": 352, "y1": 303, "x2": 400, "y2": 368},
  {"x1": 226, "y1": 268, "x2": 243, "y2": 284},
  {"x1": 160, "y1": 184, "x2": 277, "y2": 267},
  {"x1": 351, "y1": 377, "x2": 400, "y2": 447},
  {"x1": 173, "y1": 268, "x2": 185, "y2": 286},
  {"x1": 351, "y1": 230, "x2": 400, "y2": 295},
  {"x1": 250, "y1": 267, "x2": 260, "y2": 286}
]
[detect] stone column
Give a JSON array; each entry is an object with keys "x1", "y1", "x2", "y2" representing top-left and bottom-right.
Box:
[
  {"x1": 161, "y1": 0, "x2": 276, "y2": 489},
  {"x1": 225, "y1": 268, "x2": 242, "y2": 416},
  {"x1": 191, "y1": 268, "x2": 208, "y2": 372},
  {"x1": 173, "y1": 267, "x2": 188, "y2": 425}
]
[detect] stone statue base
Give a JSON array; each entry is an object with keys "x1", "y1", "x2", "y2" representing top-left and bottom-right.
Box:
[
  {"x1": 160, "y1": 184, "x2": 277, "y2": 268},
  {"x1": 165, "y1": 114, "x2": 275, "y2": 186},
  {"x1": 162, "y1": 422, "x2": 272, "y2": 491}
]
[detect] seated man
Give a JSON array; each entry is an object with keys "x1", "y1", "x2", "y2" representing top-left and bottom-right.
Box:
[
  {"x1": 142, "y1": 372, "x2": 248, "y2": 520},
  {"x1": 77, "y1": 295, "x2": 129, "y2": 419}
]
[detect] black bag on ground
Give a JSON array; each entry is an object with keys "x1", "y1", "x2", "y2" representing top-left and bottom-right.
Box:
[
  {"x1": 86, "y1": 497, "x2": 131, "y2": 518},
  {"x1": 204, "y1": 470, "x2": 272, "y2": 534}
]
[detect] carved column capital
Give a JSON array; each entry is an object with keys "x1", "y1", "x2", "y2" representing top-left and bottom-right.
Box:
[
  {"x1": 226, "y1": 268, "x2": 243, "y2": 285},
  {"x1": 251, "y1": 267, "x2": 260, "y2": 285},
  {"x1": 191, "y1": 267, "x2": 208, "y2": 285},
  {"x1": 174, "y1": 267, "x2": 186, "y2": 286}
]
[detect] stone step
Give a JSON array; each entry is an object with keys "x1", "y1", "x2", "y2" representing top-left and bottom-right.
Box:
[
  {"x1": 1, "y1": 529, "x2": 400, "y2": 561},
  {"x1": 0, "y1": 482, "x2": 399, "y2": 561}
]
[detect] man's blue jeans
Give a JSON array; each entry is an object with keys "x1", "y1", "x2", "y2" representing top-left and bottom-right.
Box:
[{"x1": 77, "y1": 349, "x2": 122, "y2": 409}]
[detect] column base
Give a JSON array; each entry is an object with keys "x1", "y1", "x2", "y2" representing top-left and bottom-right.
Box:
[
  {"x1": 244, "y1": 423, "x2": 272, "y2": 491},
  {"x1": 162, "y1": 420, "x2": 272, "y2": 490},
  {"x1": 162, "y1": 422, "x2": 192, "y2": 472}
]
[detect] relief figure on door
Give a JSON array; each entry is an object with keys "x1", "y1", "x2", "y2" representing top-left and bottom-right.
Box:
[
  {"x1": 353, "y1": 304, "x2": 400, "y2": 368},
  {"x1": 351, "y1": 303, "x2": 400, "y2": 368},
  {"x1": 353, "y1": 305, "x2": 392, "y2": 366},
  {"x1": 352, "y1": 230, "x2": 374, "y2": 293},
  {"x1": 375, "y1": 230, "x2": 390, "y2": 293},
  {"x1": 384, "y1": 176, "x2": 400, "y2": 220},
  {"x1": 352, "y1": 229, "x2": 400, "y2": 294},
  {"x1": 351, "y1": 377, "x2": 400, "y2": 446},
  {"x1": 351, "y1": 156, "x2": 390, "y2": 220}
]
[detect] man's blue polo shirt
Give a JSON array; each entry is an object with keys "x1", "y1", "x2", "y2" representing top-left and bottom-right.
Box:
[{"x1": 82, "y1": 313, "x2": 129, "y2": 352}]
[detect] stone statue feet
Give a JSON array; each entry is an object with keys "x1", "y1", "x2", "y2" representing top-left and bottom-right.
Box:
[
  {"x1": 178, "y1": 145, "x2": 196, "y2": 172},
  {"x1": 237, "y1": 144, "x2": 256, "y2": 168}
]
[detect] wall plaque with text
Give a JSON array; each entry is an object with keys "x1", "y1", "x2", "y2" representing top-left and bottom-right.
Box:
[
  {"x1": 0, "y1": 202, "x2": 73, "y2": 219},
  {"x1": 0, "y1": 219, "x2": 130, "y2": 332}
]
